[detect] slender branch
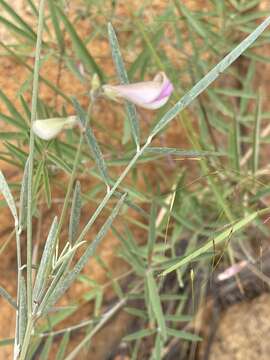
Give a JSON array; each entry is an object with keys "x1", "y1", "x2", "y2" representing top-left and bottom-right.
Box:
[
  {"x1": 13, "y1": 224, "x2": 22, "y2": 359},
  {"x1": 56, "y1": 135, "x2": 83, "y2": 238},
  {"x1": 21, "y1": 1, "x2": 47, "y2": 359},
  {"x1": 26, "y1": 0, "x2": 46, "y2": 315},
  {"x1": 77, "y1": 136, "x2": 152, "y2": 245},
  {"x1": 56, "y1": 100, "x2": 95, "y2": 241}
]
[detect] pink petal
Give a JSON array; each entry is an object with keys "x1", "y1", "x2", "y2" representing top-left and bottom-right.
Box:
[
  {"x1": 103, "y1": 72, "x2": 173, "y2": 110},
  {"x1": 140, "y1": 96, "x2": 170, "y2": 110},
  {"x1": 153, "y1": 81, "x2": 174, "y2": 102},
  {"x1": 109, "y1": 81, "x2": 162, "y2": 104}
]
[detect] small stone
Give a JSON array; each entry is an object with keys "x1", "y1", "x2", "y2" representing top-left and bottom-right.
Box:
[{"x1": 208, "y1": 293, "x2": 270, "y2": 360}]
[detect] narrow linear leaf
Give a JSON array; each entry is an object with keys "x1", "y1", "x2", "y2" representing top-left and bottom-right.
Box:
[
  {"x1": 150, "y1": 16, "x2": 270, "y2": 137},
  {"x1": 41, "y1": 193, "x2": 126, "y2": 314},
  {"x1": 53, "y1": 241, "x2": 86, "y2": 271},
  {"x1": 113, "y1": 190, "x2": 148, "y2": 218},
  {"x1": 0, "y1": 286, "x2": 17, "y2": 309},
  {"x1": 214, "y1": 88, "x2": 256, "y2": 99},
  {"x1": 152, "y1": 333, "x2": 162, "y2": 360},
  {"x1": 47, "y1": 152, "x2": 72, "y2": 174},
  {"x1": 69, "y1": 181, "x2": 81, "y2": 245},
  {"x1": 48, "y1": 0, "x2": 64, "y2": 51},
  {"x1": 240, "y1": 61, "x2": 255, "y2": 116},
  {"x1": 113, "y1": 226, "x2": 145, "y2": 274},
  {"x1": 36, "y1": 257, "x2": 71, "y2": 318},
  {"x1": 229, "y1": 116, "x2": 240, "y2": 172},
  {"x1": 107, "y1": 23, "x2": 129, "y2": 84},
  {"x1": 40, "y1": 335, "x2": 53, "y2": 360},
  {"x1": 0, "y1": 338, "x2": 14, "y2": 347},
  {"x1": 72, "y1": 98, "x2": 110, "y2": 187},
  {"x1": 65, "y1": 57, "x2": 86, "y2": 82},
  {"x1": 0, "y1": 155, "x2": 20, "y2": 168},
  {"x1": 0, "y1": 89, "x2": 27, "y2": 129},
  {"x1": 56, "y1": 6, "x2": 104, "y2": 82},
  {"x1": 0, "y1": 0, "x2": 36, "y2": 38},
  {"x1": 33, "y1": 217, "x2": 58, "y2": 303},
  {"x1": 108, "y1": 23, "x2": 140, "y2": 150},
  {"x1": 5, "y1": 142, "x2": 28, "y2": 164},
  {"x1": 147, "y1": 270, "x2": 167, "y2": 340},
  {"x1": 231, "y1": 0, "x2": 260, "y2": 11},
  {"x1": 125, "y1": 307, "x2": 148, "y2": 320},
  {"x1": 148, "y1": 201, "x2": 157, "y2": 261},
  {"x1": 18, "y1": 276, "x2": 27, "y2": 346},
  {"x1": 0, "y1": 171, "x2": 18, "y2": 226},
  {"x1": 160, "y1": 294, "x2": 187, "y2": 301},
  {"x1": 0, "y1": 113, "x2": 26, "y2": 130},
  {"x1": 0, "y1": 132, "x2": 25, "y2": 141},
  {"x1": 33, "y1": 160, "x2": 45, "y2": 197},
  {"x1": 167, "y1": 328, "x2": 202, "y2": 341},
  {"x1": 252, "y1": 94, "x2": 262, "y2": 174},
  {"x1": 162, "y1": 211, "x2": 259, "y2": 275},
  {"x1": 55, "y1": 331, "x2": 70, "y2": 360},
  {"x1": 123, "y1": 328, "x2": 156, "y2": 342},
  {"x1": 43, "y1": 164, "x2": 52, "y2": 209},
  {"x1": 165, "y1": 314, "x2": 193, "y2": 322},
  {"x1": 27, "y1": 0, "x2": 38, "y2": 17},
  {"x1": 145, "y1": 147, "x2": 221, "y2": 157},
  {"x1": 0, "y1": 16, "x2": 35, "y2": 42},
  {"x1": 176, "y1": 1, "x2": 208, "y2": 40}
]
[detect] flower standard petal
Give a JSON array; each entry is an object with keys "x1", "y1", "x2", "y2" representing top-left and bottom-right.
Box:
[{"x1": 33, "y1": 116, "x2": 78, "y2": 141}]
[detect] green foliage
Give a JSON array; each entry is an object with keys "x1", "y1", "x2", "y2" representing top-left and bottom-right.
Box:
[{"x1": 0, "y1": 1, "x2": 269, "y2": 359}]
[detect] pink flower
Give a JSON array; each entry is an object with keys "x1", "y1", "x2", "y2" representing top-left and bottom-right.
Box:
[
  {"x1": 217, "y1": 260, "x2": 248, "y2": 281},
  {"x1": 102, "y1": 72, "x2": 173, "y2": 110}
]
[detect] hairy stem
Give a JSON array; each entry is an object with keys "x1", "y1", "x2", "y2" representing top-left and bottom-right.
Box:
[{"x1": 21, "y1": 0, "x2": 46, "y2": 358}]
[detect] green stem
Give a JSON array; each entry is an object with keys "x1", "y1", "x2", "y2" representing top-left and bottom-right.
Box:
[
  {"x1": 56, "y1": 135, "x2": 83, "y2": 238},
  {"x1": 56, "y1": 101, "x2": 94, "y2": 239},
  {"x1": 76, "y1": 136, "x2": 152, "y2": 244},
  {"x1": 23, "y1": 0, "x2": 46, "y2": 358},
  {"x1": 26, "y1": 0, "x2": 46, "y2": 316},
  {"x1": 14, "y1": 225, "x2": 22, "y2": 359},
  {"x1": 18, "y1": 317, "x2": 34, "y2": 360}
]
